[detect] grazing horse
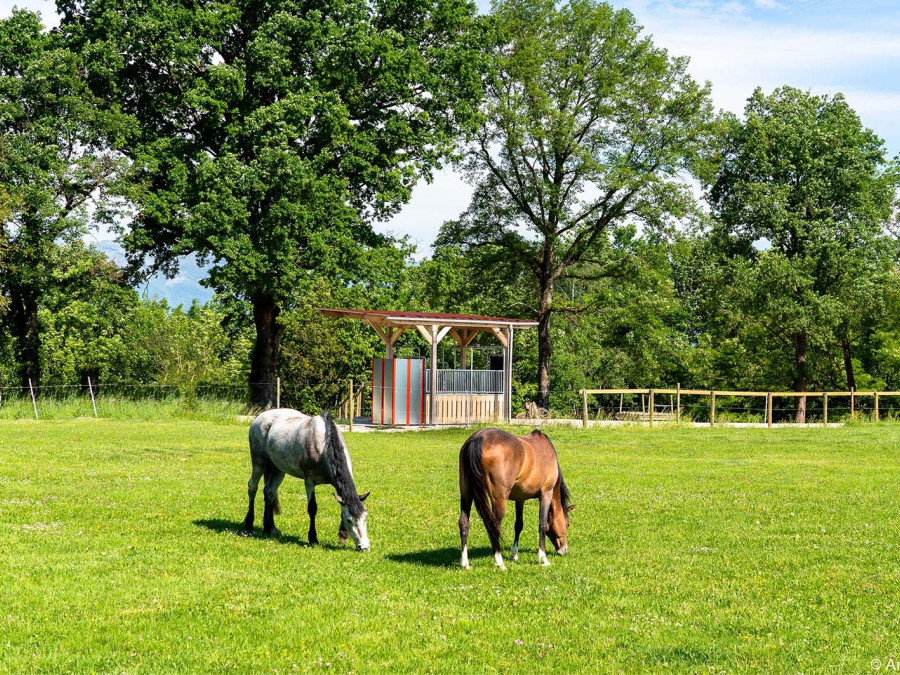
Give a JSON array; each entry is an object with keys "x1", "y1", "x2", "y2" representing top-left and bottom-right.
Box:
[
  {"x1": 459, "y1": 428, "x2": 574, "y2": 570},
  {"x1": 244, "y1": 409, "x2": 371, "y2": 551}
]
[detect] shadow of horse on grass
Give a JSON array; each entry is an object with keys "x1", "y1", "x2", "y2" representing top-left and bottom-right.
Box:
[
  {"x1": 193, "y1": 518, "x2": 344, "y2": 550},
  {"x1": 386, "y1": 546, "x2": 494, "y2": 568}
]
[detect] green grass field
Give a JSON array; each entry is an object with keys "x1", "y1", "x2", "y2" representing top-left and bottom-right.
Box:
[{"x1": 2, "y1": 419, "x2": 900, "y2": 673}]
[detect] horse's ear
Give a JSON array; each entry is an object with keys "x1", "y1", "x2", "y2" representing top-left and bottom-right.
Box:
[
  {"x1": 358, "y1": 491, "x2": 370, "y2": 502},
  {"x1": 333, "y1": 492, "x2": 344, "y2": 505},
  {"x1": 320, "y1": 408, "x2": 332, "y2": 421},
  {"x1": 566, "y1": 504, "x2": 576, "y2": 513}
]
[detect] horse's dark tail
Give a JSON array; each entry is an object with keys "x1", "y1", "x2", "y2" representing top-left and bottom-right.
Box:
[{"x1": 460, "y1": 434, "x2": 502, "y2": 546}]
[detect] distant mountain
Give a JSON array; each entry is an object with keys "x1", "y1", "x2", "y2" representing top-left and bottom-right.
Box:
[{"x1": 95, "y1": 240, "x2": 214, "y2": 307}]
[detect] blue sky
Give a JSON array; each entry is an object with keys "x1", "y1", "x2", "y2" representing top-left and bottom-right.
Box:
[
  {"x1": 390, "y1": 0, "x2": 900, "y2": 253},
  {"x1": 5, "y1": 0, "x2": 899, "y2": 256}
]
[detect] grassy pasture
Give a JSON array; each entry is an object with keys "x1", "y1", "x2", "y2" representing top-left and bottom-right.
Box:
[{"x1": 2, "y1": 420, "x2": 900, "y2": 673}]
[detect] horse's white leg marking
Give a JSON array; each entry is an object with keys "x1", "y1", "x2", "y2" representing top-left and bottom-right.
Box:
[
  {"x1": 494, "y1": 551, "x2": 507, "y2": 570},
  {"x1": 538, "y1": 549, "x2": 551, "y2": 566},
  {"x1": 510, "y1": 544, "x2": 518, "y2": 562},
  {"x1": 461, "y1": 545, "x2": 470, "y2": 569}
]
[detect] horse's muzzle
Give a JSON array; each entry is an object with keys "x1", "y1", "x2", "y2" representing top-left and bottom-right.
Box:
[{"x1": 357, "y1": 543, "x2": 371, "y2": 552}]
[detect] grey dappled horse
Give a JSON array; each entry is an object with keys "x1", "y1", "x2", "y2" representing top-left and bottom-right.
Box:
[{"x1": 244, "y1": 409, "x2": 371, "y2": 551}]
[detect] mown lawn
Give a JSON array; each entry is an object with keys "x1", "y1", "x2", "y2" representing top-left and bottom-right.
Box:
[{"x1": 2, "y1": 419, "x2": 900, "y2": 673}]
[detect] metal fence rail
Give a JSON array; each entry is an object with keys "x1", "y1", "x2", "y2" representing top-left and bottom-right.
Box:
[{"x1": 426, "y1": 369, "x2": 504, "y2": 394}]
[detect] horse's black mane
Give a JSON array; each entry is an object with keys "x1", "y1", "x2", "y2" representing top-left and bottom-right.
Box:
[
  {"x1": 539, "y1": 430, "x2": 570, "y2": 511},
  {"x1": 557, "y1": 464, "x2": 571, "y2": 512},
  {"x1": 322, "y1": 412, "x2": 365, "y2": 517}
]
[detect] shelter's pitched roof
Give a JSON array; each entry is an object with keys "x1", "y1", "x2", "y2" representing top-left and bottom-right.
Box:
[{"x1": 318, "y1": 308, "x2": 537, "y2": 329}]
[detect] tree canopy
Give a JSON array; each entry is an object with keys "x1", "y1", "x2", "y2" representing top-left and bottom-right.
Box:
[
  {"x1": 0, "y1": 9, "x2": 126, "y2": 389},
  {"x1": 704, "y1": 86, "x2": 899, "y2": 420},
  {"x1": 60, "y1": 0, "x2": 487, "y2": 406},
  {"x1": 439, "y1": 0, "x2": 713, "y2": 407}
]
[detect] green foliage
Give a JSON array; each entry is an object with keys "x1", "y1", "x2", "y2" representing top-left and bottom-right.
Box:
[
  {"x1": 0, "y1": 9, "x2": 127, "y2": 387},
  {"x1": 701, "y1": 87, "x2": 900, "y2": 400},
  {"x1": 442, "y1": 0, "x2": 713, "y2": 404},
  {"x1": 61, "y1": 0, "x2": 489, "y2": 405}
]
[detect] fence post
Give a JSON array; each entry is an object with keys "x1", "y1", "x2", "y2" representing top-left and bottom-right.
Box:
[
  {"x1": 850, "y1": 387, "x2": 855, "y2": 419},
  {"x1": 348, "y1": 379, "x2": 354, "y2": 432},
  {"x1": 581, "y1": 389, "x2": 588, "y2": 428},
  {"x1": 710, "y1": 391, "x2": 715, "y2": 427},
  {"x1": 767, "y1": 392, "x2": 773, "y2": 428},
  {"x1": 28, "y1": 378, "x2": 38, "y2": 420},
  {"x1": 676, "y1": 383, "x2": 681, "y2": 425},
  {"x1": 875, "y1": 392, "x2": 879, "y2": 423},
  {"x1": 276, "y1": 377, "x2": 281, "y2": 409},
  {"x1": 823, "y1": 393, "x2": 828, "y2": 427},
  {"x1": 87, "y1": 376, "x2": 98, "y2": 418},
  {"x1": 649, "y1": 389, "x2": 654, "y2": 427}
]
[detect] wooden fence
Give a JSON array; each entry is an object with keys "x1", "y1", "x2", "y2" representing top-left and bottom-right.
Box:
[{"x1": 580, "y1": 387, "x2": 900, "y2": 428}]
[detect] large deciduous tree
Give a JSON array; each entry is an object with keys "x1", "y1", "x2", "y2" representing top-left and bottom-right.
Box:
[
  {"x1": 705, "y1": 86, "x2": 899, "y2": 422},
  {"x1": 60, "y1": 0, "x2": 485, "y2": 408},
  {"x1": 440, "y1": 0, "x2": 712, "y2": 408},
  {"x1": 0, "y1": 9, "x2": 125, "y2": 391}
]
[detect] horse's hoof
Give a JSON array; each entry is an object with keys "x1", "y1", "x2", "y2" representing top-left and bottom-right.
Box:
[
  {"x1": 540, "y1": 559, "x2": 551, "y2": 567},
  {"x1": 461, "y1": 563, "x2": 471, "y2": 570},
  {"x1": 497, "y1": 564, "x2": 508, "y2": 572},
  {"x1": 264, "y1": 528, "x2": 281, "y2": 538}
]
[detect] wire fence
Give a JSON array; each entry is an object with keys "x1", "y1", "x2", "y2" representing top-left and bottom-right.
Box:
[{"x1": 2, "y1": 377, "x2": 899, "y2": 427}]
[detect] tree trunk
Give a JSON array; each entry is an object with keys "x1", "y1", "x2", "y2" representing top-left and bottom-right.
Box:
[
  {"x1": 8, "y1": 285, "x2": 41, "y2": 392},
  {"x1": 249, "y1": 294, "x2": 285, "y2": 410},
  {"x1": 536, "y1": 281, "x2": 554, "y2": 410},
  {"x1": 841, "y1": 328, "x2": 856, "y2": 391},
  {"x1": 792, "y1": 330, "x2": 808, "y2": 424}
]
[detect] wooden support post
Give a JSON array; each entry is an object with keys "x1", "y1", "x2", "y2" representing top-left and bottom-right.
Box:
[
  {"x1": 348, "y1": 378, "x2": 354, "y2": 432},
  {"x1": 767, "y1": 393, "x2": 773, "y2": 428},
  {"x1": 28, "y1": 378, "x2": 38, "y2": 420},
  {"x1": 823, "y1": 393, "x2": 828, "y2": 427},
  {"x1": 676, "y1": 383, "x2": 681, "y2": 425},
  {"x1": 505, "y1": 327, "x2": 514, "y2": 422},
  {"x1": 710, "y1": 391, "x2": 716, "y2": 427},
  {"x1": 619, "y1": 393, "x2": 624, "y2": 414},
  {"x1": 850, "y1": 388, "x2": 855, "y2": 418},
  {"x1": 875, "y1": 392, "x2": 880, "y2": 423},
  {"x1": 276, "y1": 377, "x2": 281, "y2": 409},
  {"x1": 649, "y1": 390, "x2": 655, "y2": 427},
  {"x1": 430, "y1": 326, "x2": 439, "y2": 426},
  {"x1": 582, "y1": 389, "x2": 588, "y2": 428},
  {"x1": 87, "y1": 376, "x2": 98, "y2": 418}
]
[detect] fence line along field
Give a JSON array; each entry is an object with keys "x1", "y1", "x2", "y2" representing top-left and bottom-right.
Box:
[{"x1": 2, "y1": 419, "x2": 900, "y2": 672}]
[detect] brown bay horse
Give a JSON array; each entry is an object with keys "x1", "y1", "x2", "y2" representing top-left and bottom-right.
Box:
[{"x1": 459, "y1": 428, "x2": 574, "y2": 570}]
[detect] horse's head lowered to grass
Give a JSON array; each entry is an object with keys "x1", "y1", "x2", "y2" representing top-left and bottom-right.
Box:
[
  {"x1": 334, "y1": 491, "x2": 370, "y2": 552},
  {"x1": 547, "y1": 472, "x2": 575, "y2": 555}
]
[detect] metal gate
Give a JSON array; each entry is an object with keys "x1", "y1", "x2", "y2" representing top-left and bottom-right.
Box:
[{"x1": 371, "y1": 358, "x2": 425, "y2": 425}]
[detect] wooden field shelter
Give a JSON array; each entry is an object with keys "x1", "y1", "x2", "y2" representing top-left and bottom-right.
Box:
[{"x1": 319, "y1": 309, "x2": 537, "y2": 426}]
